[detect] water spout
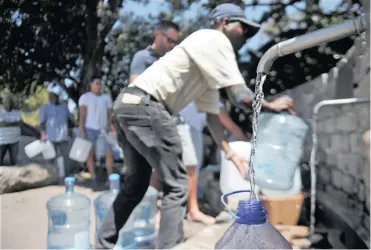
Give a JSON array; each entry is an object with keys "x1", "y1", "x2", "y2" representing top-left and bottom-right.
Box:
[{"x1": 257, "y1": 15, "x2": 367, "y2": 74}]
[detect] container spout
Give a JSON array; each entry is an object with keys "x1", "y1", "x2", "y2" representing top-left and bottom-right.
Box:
[{"x1": 257, "y1": 14, "x2": 368, "y2": 74}]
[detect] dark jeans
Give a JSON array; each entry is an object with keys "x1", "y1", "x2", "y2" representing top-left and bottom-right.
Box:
[
  {"x1": 0, "y1": 142, "x2": 18, "y2": 166},
  {"x1": 96, "y1": 91, "x2": 188, "y2": 249},
  {"x1": 50, "y1": 141, "x2": 71, "y2": 176}
]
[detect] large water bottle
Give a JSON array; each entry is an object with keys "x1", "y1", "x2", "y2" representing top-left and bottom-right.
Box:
[
  {"x1": 94, "y1": 173, "x2": 120, "y2": 237},
  {"x1": 215, "y1": 190, "x2": 292, "y2": 249},
  {"x1": 46, "y1": 177, "x2": 91, "y2": 249},
  {"x1": 253, "y1": 111, "x2": 308, "y2": 191},
  {"x1": 116, "y1": 186, "x2": 158, "y2": 249},
  {"x1": 94, "y1": 173, "x2": 158, "y2": 249}
]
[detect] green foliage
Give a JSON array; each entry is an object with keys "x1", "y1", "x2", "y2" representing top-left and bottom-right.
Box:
[
  {"x1": 0, "y1": 0, "x2": 364, "y2": 129},
  {"x1": 0, "y1": 0, "x2": 86, "y2": 93}
]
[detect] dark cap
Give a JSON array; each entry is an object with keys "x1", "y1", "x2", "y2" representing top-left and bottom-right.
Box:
[{"x1": 210, "y1": 3, "x2": 261, "y2": 38}]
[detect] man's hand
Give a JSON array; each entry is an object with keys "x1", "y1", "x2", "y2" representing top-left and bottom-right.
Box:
[
  {"x1": 230, "y1": 154, "x2": 247, "y2": 178},
  {"x1": 40, "y1": 132, "x2": 47, "y2": 142},
  {"x1": 267, "y1": 97, "x2": 295, "y2": 115},
  {"x1": 80, "y1": 128, "x2": 87, "y2": 139}
]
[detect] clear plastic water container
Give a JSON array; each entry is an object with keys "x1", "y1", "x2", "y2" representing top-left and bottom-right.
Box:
[
  {"x1": 46, "y1": 177, "x2": 91, "y2": 249},
  {"x1": 94, "y1": 174, "x2": 120, "y2": 237},
  {"x1": 253, "y1": 112, "x2": 308, "y2": 191},
  {"x1": 215, "y1": 190, "x2": 292, "y2": 249},
  {"x1": 116, "y1": 186, "x2": 158, "y2": 249},
  {"x1": 94, "y1": 174, "x2": 158, "y2": 249}
]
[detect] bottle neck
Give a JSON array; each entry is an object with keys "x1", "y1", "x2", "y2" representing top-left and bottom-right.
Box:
[
  {"x1": 110, "y1": 180, "x2": 120, "y2": 192},
  {"x1": 65, "y1": 182, "x2": 74, "y2": 193},
  {"x1": 236, "y1": 199, "x2": 267, "y2": 225}
]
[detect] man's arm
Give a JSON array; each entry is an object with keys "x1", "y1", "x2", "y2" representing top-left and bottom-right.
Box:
[
  {"x1": 129, "y1": 75, "x2": 138, "y2": 83},
  {"x1": 219, "y1": 108, "x2": 248, "y2": 141},
  {"x1": 225, "y1": 84, "x2": 294, "y2": 113},
  {"x1": 225, "y1": 84, "x2": 271, "y2": 112},
  {"x1": 129, "y1": 51, "x2": 147, "y2": 84},
  {"x1": 79, "y1": 105, "x2": 87, "y2": 138},
  {"x1": 207, "y1": 113, "x2": 246, "y2": 177},
  {"x1": 38, "y1": 106, "x2": 47, "y2": 141},
  {"x1": 105, "y1": 95, "x2": 115, "y2": 132}
]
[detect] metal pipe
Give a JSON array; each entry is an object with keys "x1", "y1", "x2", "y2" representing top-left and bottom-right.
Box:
[
  {"x1": 257, "y1": 15, "x2": 367, "y2": 74},
  {"x1": 309, "y1": 98, "x2": 370, "y2": 238}
]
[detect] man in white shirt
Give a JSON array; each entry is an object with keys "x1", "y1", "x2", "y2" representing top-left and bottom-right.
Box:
[
  {"x1": 78, "y1": 78, "x2": 114, "y2": 184},
  {"x1": 96, "y1": 3, "x2": 293, "y2": 249},
  {"x1": 0, "y1": 94, "x2": 21, "y2": 166}
]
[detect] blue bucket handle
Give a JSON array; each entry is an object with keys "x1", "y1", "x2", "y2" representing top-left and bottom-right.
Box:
[{"x1": 221, "y1": 190, "x2": 260, "y2": 219}]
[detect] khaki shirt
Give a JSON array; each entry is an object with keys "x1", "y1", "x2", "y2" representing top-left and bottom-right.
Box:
[{"x1": 130, "y1": 29, "x2": 245, "y2": 115}]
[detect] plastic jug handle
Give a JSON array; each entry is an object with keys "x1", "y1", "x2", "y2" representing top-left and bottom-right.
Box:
[{"x1": 221, "y1": 190, "x2": 260, "y2": 219}]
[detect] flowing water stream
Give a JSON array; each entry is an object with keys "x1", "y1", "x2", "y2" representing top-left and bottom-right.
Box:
[{"x1": 248, "y1": 72, "x2": 268, "y2": 200}]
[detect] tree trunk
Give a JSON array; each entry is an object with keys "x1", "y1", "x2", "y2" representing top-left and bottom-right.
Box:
[{"x1": 78, "y1": 0, "x2": 121, "y2": 99}]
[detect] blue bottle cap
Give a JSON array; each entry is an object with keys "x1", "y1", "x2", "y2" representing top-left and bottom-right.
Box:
[
  {"x1": 109, "y1": 173, "x2": 120, "y2": 181},
  {"x1": 64, "y1": 176, "x2": 75, "y2": 184}
]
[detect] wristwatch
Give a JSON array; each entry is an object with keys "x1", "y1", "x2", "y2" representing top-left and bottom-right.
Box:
[{"x1": 225, "y1": 150, "x2": 236, "y2": 160}]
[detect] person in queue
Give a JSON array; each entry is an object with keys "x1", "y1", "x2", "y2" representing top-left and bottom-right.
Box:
[
  {"x1": 129, "y1": 20, "x2": 217, "y2": 225},
  {"x1": 96, "y1": 3, "x2": 293, "y2": 249}
]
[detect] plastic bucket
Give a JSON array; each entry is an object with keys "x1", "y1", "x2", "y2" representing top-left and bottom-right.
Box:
[
  {"x1": 220, "y1": 141, "x2": 260, "y2": 202},
  {"x1": 69, "y1": 137, "x2": 92, "y2": 163},
  {"x1": 25, "y1": 140, "x2": 45, "y2": 158},
  {"x1": 42, "y1": 140, "x2": 56, "y2": 160}
]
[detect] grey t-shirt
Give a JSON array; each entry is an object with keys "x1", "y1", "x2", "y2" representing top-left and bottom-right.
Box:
[{"x1": 130, "y1": 46, "x2": 160, "y2": 76}]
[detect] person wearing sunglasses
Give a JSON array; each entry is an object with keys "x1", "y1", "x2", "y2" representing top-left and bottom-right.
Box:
[
  {"x1": 129, "y1": 20, "x2": 179, "y2": 83},
  {"x1": 97, "y1": 3, "x2": 293, "y2": 249},
  {"x1": 130, "y1": 19, "x2": 218, "y2": 227}
]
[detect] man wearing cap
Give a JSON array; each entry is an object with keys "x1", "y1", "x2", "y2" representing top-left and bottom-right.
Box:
[
  {"x1": 130, "y1": 20, "x2": 217, "y2": 226},
  {"x1": 96, "y1": 3, "x2": 293, "y2": 249}
]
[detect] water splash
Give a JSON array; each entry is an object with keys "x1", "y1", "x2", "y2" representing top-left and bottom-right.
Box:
[{"x1": 248, "y1": 72, "x2": 268, "y2": 200}]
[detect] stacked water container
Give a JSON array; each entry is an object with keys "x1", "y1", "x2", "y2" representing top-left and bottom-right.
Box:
[
  {"x1": 94, "y1": 174, "x2": 158, "y2": 249},
  {"x1": 46, "y1": 177, "x2": 91, "y2": 249}
]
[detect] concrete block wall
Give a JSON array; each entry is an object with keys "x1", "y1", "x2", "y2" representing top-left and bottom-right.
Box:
[
  {"x1": 277, "y1": 21, "x2": 370, "y2": 245},
  {"x1": 315, "y1": 102, "x2": 370, "y2": 242}
]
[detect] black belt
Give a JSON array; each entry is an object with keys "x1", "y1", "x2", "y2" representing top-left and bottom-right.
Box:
[{"x1": 122, "y1": 86, "x2": 173, "y2": 115}]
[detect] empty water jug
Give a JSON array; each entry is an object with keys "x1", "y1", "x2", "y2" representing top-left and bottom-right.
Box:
[
  {"x1": 116, "y1": 186, "x2": 158, "y2": 249},
  {"x1": 46, "y1": 177, "x2": 91, "y2": 249},
  {"x1": 94, "y1": 173, "x2": 120, "y2": 237},
  {"x1": 94, "y1": 173, "x2": 158, "y2": 249},
  {"x1": 253, "y1": 112, "x2": 308, "y2": 191},
  {"x1": 42, "y1": 140, "x2": 56, "y2": 160},
  {"x1": 215, "y1": 190, "x2": 292, "y2": 249},
  {"x1": 25, "y1": 140, "x2": 45, "y2": 158},
  {"x1": 69, "y1": 137, "x2": 92, "y2": 163}
]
